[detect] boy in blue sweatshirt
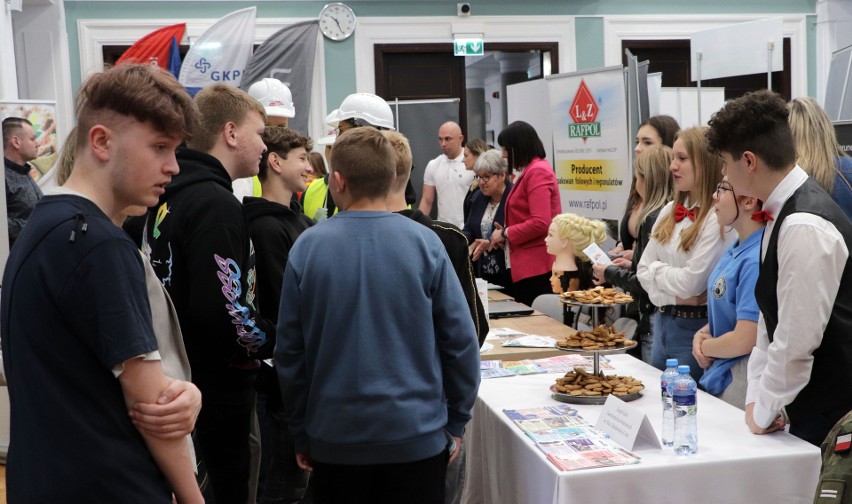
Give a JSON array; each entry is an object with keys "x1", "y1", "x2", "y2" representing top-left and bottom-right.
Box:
[{"x1": 275, "y1": 127, "x2": 481, "y2": 503}]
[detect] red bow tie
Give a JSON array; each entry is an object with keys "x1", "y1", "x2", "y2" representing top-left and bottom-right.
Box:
[
  {"x1": 751, "y1": 210, "x2": 774, "y2": 223},
  {"x1": 674, "y1": 204, "x2": 697, "y2": 222}
]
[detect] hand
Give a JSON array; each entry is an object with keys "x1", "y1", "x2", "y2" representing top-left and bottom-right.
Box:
[
  {"x1": 608, "y1": 243, "x2": 624, "y2": 255},
  {"x1": 620, "y1": 249, "x2": 634, "y2": 262},
  {"x1": 692, "y1": 331, "x2": 714, "y2": 369},
  {"x1": 471, "y1": 239, "x2": 491, "y2": 261},
  {"x1": 129, "y1": 379, "x2": 201, "y2": 439},
  {"x1": 612, "y1": 257, "x2": 632, "y2": 270},
  {"x1": 745, "y1": 403, "x2": 786, "y2": 435},
  {"x1": 296, "y1": 452, "x2": 314, "y2": 472},
  {"x1": 490, "y1": 223, "x2": 505, "y2": 249},
  {"x1": 448, "y1": 436, "x2": 462, "y2": 466},
  {"x1": 591, "y1": 263, "x2": 607, "y2": 284}
]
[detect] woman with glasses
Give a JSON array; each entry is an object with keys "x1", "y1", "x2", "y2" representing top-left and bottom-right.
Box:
[
  {"x1": 463, "y1": 149, "x2": 513, "y2": 289},
  {"x1": 593, "y1": 145, "x2": 674, "y2": 363},
  {"x1": 489, "y1": 121, "x2": 562, "y2": 306},
  {"x1": 462, "y1": 138, "x2": 490, "y2": 222},
  {"x1": 690, "y1": 178, "x2": 764, "y2": 408},
  {"x1": 637, "y1": 127, "x2": 734, "y2": 378}
]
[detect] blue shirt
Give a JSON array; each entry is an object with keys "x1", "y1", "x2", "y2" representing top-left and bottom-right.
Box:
[
  {"x1": 700, "y1": 228, "x2": 762, "y2": 395},
  {"x1": 275, "y1": 211, "x2": 481, "y2": 465}
]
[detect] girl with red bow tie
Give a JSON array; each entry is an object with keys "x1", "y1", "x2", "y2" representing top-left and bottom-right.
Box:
[{"x1": 637, "y1": 127, "x2": 735, "y2": 379}]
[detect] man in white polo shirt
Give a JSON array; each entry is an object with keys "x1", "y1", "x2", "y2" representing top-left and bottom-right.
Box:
[{"x1": 419, "y1": 121, "x2": 473, "y2": 228}]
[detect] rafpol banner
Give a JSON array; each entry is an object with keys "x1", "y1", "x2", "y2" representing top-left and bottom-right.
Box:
[{"x1": 548, "y1": 66, "x2": 630, "y2": 220}]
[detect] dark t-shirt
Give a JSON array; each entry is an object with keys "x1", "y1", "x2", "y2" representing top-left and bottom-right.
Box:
[{"x1": 0, "y1": 194, "x2": 171, "y2": 502}]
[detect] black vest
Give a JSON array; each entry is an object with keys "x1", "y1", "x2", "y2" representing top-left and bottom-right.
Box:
[{"x1": 754, "y1": 177, "x2": 852, "y2": 428}]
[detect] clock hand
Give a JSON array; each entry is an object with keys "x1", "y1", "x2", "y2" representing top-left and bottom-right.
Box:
[{"x1": 332, "y1": 16, "x2": 343, "y2": 31}]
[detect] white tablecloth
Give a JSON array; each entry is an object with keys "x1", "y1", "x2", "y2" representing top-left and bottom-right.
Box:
[{"x1": 462, "y1": 354, "x2": 821, "y2": 504}]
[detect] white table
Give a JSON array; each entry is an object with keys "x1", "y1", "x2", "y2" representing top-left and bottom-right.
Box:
[{"x1": 463, "y1": 354, "x2": 821, "y2": 504}]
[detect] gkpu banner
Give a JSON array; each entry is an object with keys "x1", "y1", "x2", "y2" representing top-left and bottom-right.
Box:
[
  {"x1": 548, "y1": 66, "x2": 630, "y2": 221},
  {"x1": 179, "y1": 7, "x2": 257, "y2": 95}
]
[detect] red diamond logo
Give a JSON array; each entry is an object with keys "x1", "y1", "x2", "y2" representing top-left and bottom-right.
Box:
[{"x1": 569, "y1": 80, "x2": 599, "y2": 125}]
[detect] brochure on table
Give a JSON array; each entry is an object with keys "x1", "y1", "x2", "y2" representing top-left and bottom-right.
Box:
[{"x1": 503, "y1": 404, "x2": 641, "y2": 471}]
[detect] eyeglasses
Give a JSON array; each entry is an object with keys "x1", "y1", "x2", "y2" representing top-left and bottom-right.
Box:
[
  {"x1": 474, "y1": 174, "x2": 495, "y2": 183},
  {"x1": 715, "y1": 182, "x2": 735, "y2": 198}
]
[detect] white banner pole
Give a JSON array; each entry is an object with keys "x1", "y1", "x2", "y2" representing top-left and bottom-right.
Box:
[
  {"x1": 767, "y1": 42, "x2": 774, "y2": 91},
  {"x1": 696, "y1": 52, "x2": 703, "y2": 125}
]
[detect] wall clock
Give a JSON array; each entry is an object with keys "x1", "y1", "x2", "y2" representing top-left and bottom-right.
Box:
[{"x1": 319, "y1": 3, "x2": 356, "y2": 41}]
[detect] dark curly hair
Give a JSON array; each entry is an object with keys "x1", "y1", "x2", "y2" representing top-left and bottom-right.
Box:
[{"x1": 705, "y1": 89, "x2": 796, "y2": 171}]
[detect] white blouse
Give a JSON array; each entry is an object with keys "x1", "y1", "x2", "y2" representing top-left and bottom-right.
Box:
[{"x1": 637, "y1": 200, "x2": 735, "y2": 307}]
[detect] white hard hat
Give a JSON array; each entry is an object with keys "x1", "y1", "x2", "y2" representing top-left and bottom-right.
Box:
[
  {"x1": 325, "y1": 109, "x2": 341, "y2": 128},
  {"x1": 247, "y1": 78, "x2": 295, "y2": 119},
  {"x1": 317, "y1": 128, "x2": 336, "y2": 146},
  {"x1": 337, "y1": 93, "x2": 395, "y2": 130}
]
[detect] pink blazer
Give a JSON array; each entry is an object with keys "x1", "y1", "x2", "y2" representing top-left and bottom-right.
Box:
[{"x1": 504, "y1": 158, "x2": 562, "y2": 282}]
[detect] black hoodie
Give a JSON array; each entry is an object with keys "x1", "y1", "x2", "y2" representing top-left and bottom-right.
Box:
[
  {"x1": 243, "y1": 196, "x2": 313, "y2": 323},
  {"x1": 397, "y1": 209, "x2": 489, "y2": 346},
  {"x1": 143, "y1": 148, "x2": 275, "y2": 380}
]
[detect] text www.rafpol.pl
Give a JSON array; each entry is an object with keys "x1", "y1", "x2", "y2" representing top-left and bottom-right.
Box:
[{"x1": 568, "y1": 198, "x2": 607, "y2": 211}]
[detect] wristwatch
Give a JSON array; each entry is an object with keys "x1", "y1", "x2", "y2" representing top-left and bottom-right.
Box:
[{"x1": 502, "y1": 227, "x2": 508, "y2": 240}]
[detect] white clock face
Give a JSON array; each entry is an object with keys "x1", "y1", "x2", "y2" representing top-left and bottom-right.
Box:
[{"x1": 319, "y1": 3, "x2": 356, "y2": 41}]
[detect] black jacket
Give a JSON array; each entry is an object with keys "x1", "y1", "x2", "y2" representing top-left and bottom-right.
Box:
[
  {"x1": 462, "y1": 182, "x2": 512, "y2": 287},
  {"x1": 243, "y1": 196, "x2": 313, "y2": 323},
  {"x1": 143, "y1": 148, "x2": 275, "y2": 378},
  {"x1": 603, "y1": 207, "x2": 661, "y2": 334},
  {"x1": 398, "y1": 209, "x2": 489, "y2": 346}
]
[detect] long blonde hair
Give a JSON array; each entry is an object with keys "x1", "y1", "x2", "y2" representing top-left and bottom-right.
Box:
[
  {"x1": 635, "y1": 145, "x2": 674, "y2": 226},
  {"x1": 788, "y1": 96, "x2": 842, "y2": 192},
  {"x1": 552, "y1": 213, "x2": 607, "y2": 261},
  {"x1": 652, "y1": 127, "x2": 723, "y2": 252}
]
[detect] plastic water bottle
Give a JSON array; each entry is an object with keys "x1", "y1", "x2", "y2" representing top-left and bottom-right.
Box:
[
  {"x1": 661, "y1": 358, "x2": 678, "y2": 446},
  {"x1": 672, "y1": 365, "x2": 698, "y2": 455}
]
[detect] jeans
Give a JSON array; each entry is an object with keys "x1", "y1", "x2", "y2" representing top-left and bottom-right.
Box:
[{"x1": 651, "y1": 311, "x2": 705, "y2": 381}]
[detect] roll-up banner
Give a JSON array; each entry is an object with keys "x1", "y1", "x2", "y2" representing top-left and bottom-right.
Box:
[{"x1": 548, "y1": 66, "x2": 630, "y2": 220}]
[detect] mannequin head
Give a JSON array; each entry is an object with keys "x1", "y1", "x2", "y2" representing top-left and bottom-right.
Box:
[
  {"x1": 546, "y1": 213, "x2": 608, "y2": 293},
  {"x1": 548, "y1": 213, "x2": 608, "y2": 261}
]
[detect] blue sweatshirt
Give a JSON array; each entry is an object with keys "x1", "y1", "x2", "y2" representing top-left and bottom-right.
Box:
[{"x1": 276, "y1": 211, "x2": 481, "y2": 465}]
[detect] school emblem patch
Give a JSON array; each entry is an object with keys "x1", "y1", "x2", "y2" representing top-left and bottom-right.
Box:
[{"x1": 713, "y1": 275, "x2": 727, "y2": 299}]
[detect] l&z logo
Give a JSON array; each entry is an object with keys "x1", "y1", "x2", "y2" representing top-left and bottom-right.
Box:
[{"x1": 568, "y1": 79, "x2": 601, "y2": 142}]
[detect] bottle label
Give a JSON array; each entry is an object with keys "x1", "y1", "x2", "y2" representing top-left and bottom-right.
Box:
[
  {"x1": 661, "y1": 386, "x2": 668, "y2": 398},
  {"x1": 673, "y1": 395, "x2": 696, "y2": 407}
]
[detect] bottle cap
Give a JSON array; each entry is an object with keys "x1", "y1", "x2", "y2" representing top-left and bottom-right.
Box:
[
  {"x1": 677, "y1": 365, "x2": 690, "y2": 374},
  {"x1": 666, "y1": 359, "x2": 678, "y2": 368}
]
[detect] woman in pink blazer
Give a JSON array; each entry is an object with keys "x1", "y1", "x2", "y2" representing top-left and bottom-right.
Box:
[{"x1": 490, "y1": 121, "x2": 562, "y2": 305}]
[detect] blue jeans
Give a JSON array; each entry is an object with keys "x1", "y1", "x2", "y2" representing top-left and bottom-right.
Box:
[{"x1": 651, "y1": 311, "x2": 705, "y2": 381}]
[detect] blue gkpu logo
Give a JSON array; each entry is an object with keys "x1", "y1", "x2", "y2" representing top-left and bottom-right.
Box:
[{"x1": 193, "y1": 58, "x2": 242, "y2": 81}]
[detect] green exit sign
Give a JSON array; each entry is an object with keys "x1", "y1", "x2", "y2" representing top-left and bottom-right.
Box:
[{"x1": 454, "y1": 38, "x2": 484, "y2": 56}]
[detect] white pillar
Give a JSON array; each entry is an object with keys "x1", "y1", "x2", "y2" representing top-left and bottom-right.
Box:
[{"x1": 0, "y1": 0, "x2": 20, "y2": 100}]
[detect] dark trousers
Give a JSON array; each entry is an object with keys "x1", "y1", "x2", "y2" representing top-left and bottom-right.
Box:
[
  {"x1": 507, "y1": 272, "x2": 552, "y2": 306},
  {"x1": 312, "y1": 451, "x2": 448, "y2": 504},
  {"x1": 195, "y1": 377, "x2": 256, "y2": 504}
]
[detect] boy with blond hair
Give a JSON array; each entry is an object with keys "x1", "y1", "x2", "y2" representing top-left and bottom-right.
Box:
[{"x1": 276, "y1": 127, "x2": 480, "y2": 503}]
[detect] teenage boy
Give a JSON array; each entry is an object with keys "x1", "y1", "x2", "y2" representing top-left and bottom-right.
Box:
[
  {"x1": 706, "y1": 89, "x2": 852, "y2": 446},
  {"x1": 383, "y1": 129, "x2": 486, "y2": 503},
  {"x1": 1, "y1": 64, "x2": 202, "y2": 502},
  {"x1": 143, "y1": 83, "x2": 274, "y2": 502},
  {"x1": 276, "y1": 127, "x2": 481, "y2": 503},
  {"x1": 243, "y1": 126, "x2": 314, "y2": 502},
  {"x1": 383, "y1": 129, "x2": 488, "y2": 347}
]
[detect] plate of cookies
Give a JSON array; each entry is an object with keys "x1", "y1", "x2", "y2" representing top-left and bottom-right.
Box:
[
  {"x1": 556, "y1": 325, "x2": 637, "y2": 353},
  {"x1": 550, "y1": 367, "x2": 644, "y2": 405},
  {"x1": 560, "y1": 286, "x2": 634, "y2": 306}
]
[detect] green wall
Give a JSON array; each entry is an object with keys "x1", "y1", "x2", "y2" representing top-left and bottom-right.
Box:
[{"x1": 64, "y1": 0, "x2": 817, "y2": 105}]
